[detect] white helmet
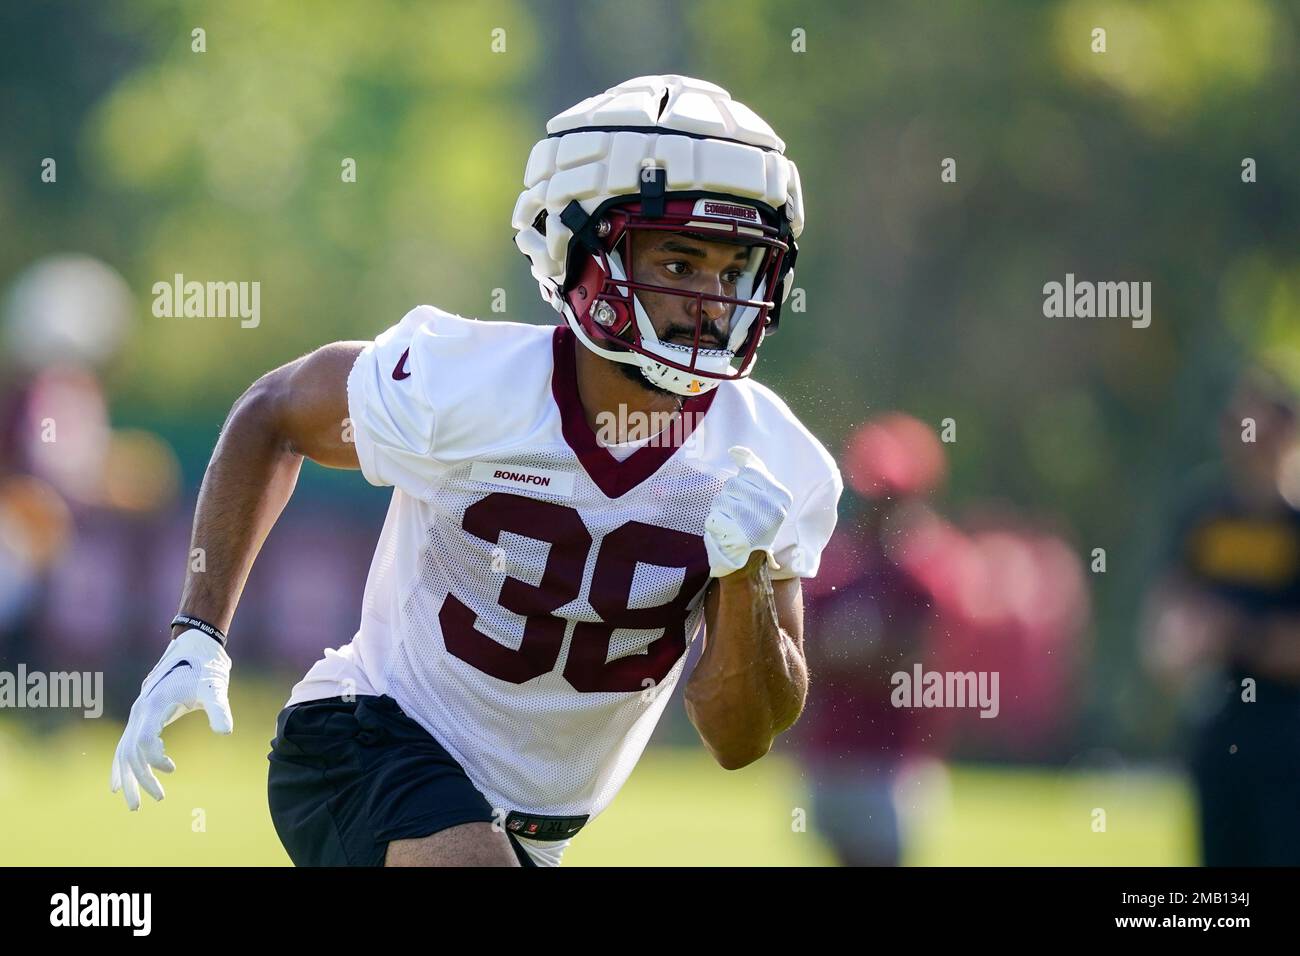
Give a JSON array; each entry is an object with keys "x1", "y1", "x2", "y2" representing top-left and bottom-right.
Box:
[{"x1": 511, "y1": 75, "x2": 804, "y2": 396}]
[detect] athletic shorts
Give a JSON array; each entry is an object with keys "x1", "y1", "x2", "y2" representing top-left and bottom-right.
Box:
[{"x1": 266, "y1": 693, "x2": 537, "y2": 867}]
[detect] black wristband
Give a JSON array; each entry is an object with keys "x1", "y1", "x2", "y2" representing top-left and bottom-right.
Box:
[{"x1": 171, "y1": 614, "x2": 228, "y2": 648}]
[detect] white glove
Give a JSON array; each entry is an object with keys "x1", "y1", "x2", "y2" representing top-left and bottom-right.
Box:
[
  {"x1": 110, "y1": 628, "x2": 234, "y2": 810},
  {"x1": 703, "y1": 446, "x2": 794, "y2": 578}
]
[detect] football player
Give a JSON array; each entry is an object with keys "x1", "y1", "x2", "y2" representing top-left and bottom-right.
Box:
[{"x1": 110, "y1": 75, "x2": 843, "y2": 866}]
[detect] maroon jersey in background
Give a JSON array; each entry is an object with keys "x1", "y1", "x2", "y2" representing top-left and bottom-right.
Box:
[{"x1": 794, "y1": 510, "x2": 940, "y2": 766}]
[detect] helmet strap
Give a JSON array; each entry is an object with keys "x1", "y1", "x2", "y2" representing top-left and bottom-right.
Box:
[
  {"x1": 639, "y1": 167, "x2": 666, "y2": 219},
  {"x1": 559, "y1": 200, "x2": 603, "y2": 254}
]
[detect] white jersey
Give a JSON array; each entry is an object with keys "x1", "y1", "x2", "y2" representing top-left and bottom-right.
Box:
[{"x1": 287, "y1": 305, "x2": 843, "y2": 864}]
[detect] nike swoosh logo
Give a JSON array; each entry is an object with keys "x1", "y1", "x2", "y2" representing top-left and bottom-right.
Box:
[
  {"x1": 143, "y1": 659, "x2": 192, "y2": 698},
  {"x1": 392, "y1": 348, "x2": 411, "y2": 380}
]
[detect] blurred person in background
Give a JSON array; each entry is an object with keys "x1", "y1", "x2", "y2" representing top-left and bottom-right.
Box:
[
  {"x1": 794, "y1": 413, "x2": 947, "y2": 866},
  {"x1": 795, "y1": 413, "x2": 1091, "y2": 866},
  {"x1": 0, "y1": 255, "x2": 127, "y2": 667},
  {"x1": 920, "y1": 507, "x2": 1089, "y2": 762},
  {"x1": 0, "y1": 254, "x2": 179, "y2": 686},
  {"x1": 1143, "y1": 365, "x2": 1300, "y2": 866}
]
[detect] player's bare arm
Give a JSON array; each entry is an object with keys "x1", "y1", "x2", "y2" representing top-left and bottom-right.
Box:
[
  {"x1": 686, "y1": 555, "x2": 807, "y2": 770},
  {"x1": 111, "y1": 342, "x2": 363, "y2": 809},
  {"x1": 170, "y1": 343, "x2": 366, "y2": 634},
  {"x1": 169, "y1": 342, "x2": 364, "y2": 637}
]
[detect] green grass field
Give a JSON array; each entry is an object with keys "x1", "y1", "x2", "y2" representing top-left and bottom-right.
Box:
[{"x1": 0, "y1": 681, "x2": 1199, "y2": 866}]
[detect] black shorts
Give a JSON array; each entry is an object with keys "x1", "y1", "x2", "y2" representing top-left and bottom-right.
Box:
[{"x1": 267, "y1": 693, "x2": 536, "y2": 867}]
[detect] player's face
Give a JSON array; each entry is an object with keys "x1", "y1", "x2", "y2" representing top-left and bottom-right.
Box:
[{"x1": 626, "y1": 230, "x2": 751, "y2": 350}]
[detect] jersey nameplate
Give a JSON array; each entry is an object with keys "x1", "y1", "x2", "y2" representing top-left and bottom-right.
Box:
[{"x1": 469, "y1": 461, "x2": 576, "y2": 497}]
